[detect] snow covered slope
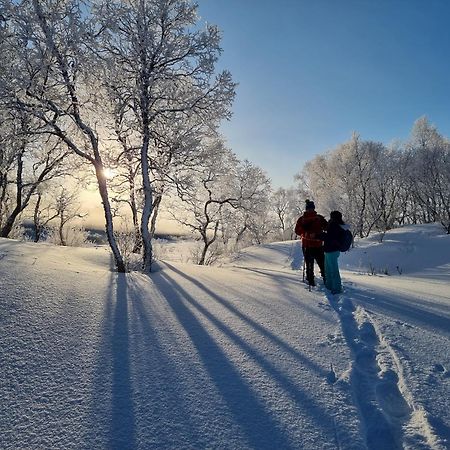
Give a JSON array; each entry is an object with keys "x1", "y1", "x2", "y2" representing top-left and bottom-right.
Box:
[{"x1": 1, "y1": 224, "x2": 449, "y2": 449}]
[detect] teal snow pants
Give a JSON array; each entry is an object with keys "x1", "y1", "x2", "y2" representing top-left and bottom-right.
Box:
[{"x1": 324, "y1": 251, "x2": 342, "y2": 294}]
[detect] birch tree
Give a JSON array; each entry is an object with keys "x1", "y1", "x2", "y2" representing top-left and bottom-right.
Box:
[
  {"x1": 171, "y1": 139, "x2": 270, "y2": 264},
  {"x1": 2, "y1": 0, "x2": 126, "y2": 271},
  {"x1": 97, "y1": 0, "x2": 236, "y2": 271},
  {"x1": 271, "y1": 187, "x2": 299, "y2": 240},
  {"x1": 0, "y1": 110, "x2": 70, "y2": 237},
  {"x1": 366, "y1": 144, "x2": 405, "y2": 238},
  {"x1": 170, "y1": 139, "x2": 238, "y2": 265},
  {"x1": 406, "y1": 117, "x2": 450, "y2": 233}
]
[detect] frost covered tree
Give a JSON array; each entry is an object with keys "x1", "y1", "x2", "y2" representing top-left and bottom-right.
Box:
[
  {"x1": 1, "y1": 0, "x2": 126, "y2": 271},
  {"x1": 296, "y1": 153, "x2": 338, "y2": 216},
  {"x1": 406, "y1": 117, "x2": 450, "y2": 233},
  {"x1": 271, "y1": 187, "x2": 301, "y2": 240},
  {"x1": 97, "y1": 0, "x2": 236, "y2": 271},
  {"x1": 32, "y1": 189, "x2": 58, "y2": 242},
  {"x1": 29, "y1": 183, "x2": 88, "y2": 246},
  {"x1": 328, "y1": 134, "x2": 383, "y2": 237},
  {"x1": 222, "y1": 159, "x2": 272, "y2": 248},
  {"x1": 0, "y1": 111, "x2": 20, "y2": 229},
  {"x1": 170, "y1": 139, "x2": 238, "y2": 265},
  {"x1": 0, "y1": 110, "x2": 70, "y2": 238},
  {"x1": 49, "y1": 186, "x2": 85, "y2": 246},
  {"x1": 297, "y1": 134, "x2": 386, "y2": 237},
  {"x1": 366, "y1": 143, "x2": 405, "y2": 238},
  {"x1": 245, "y1": 201, "x2": 277, "y2": 245},
  {"x1": 295, "y1": 118, "x2": 450, "y2": 237},
  {"x1": 170, "y1": 138, "x2": 270, "y2": 264}
]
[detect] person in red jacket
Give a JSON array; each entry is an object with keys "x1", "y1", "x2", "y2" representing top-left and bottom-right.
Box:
[{"x1": 294, "y1": 200, "x2": 328, "y2": 286}]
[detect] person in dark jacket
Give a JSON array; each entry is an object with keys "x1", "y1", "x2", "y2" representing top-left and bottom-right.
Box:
[
  {"x1": 294, "y1": 200, "x2": 328, "y2": 286},
  {"x1": 318, "y1": 210, "x2": 348, "y2": 294}
]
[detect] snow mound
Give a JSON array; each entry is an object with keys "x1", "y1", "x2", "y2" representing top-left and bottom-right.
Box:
[
  {"x1": 226, "y1": 223, "x2": 449, "y2": 279},
  {"x1": 341, "y1": 223, "x2": 450, "y2": 278}
]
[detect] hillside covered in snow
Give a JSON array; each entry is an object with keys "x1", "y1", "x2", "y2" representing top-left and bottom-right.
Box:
[{"x1": 1, "y1": 224, "x2": 449, "y2": 449}]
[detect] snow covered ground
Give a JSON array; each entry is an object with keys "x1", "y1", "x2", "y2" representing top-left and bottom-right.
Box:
[{"x1": 1, "y1": 224, "x2": 449, "y2": 449}]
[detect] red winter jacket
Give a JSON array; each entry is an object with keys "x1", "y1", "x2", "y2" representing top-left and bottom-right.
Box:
[{"x1": 295, "y1": 211, "x2": 328, "y2": 248}]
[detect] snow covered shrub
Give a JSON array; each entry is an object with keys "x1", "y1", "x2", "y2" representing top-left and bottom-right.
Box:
[
  {"x1": 46, "y1": 226, "x2": 89, "y2": 247},
  {"x1": 190, "y1": 240, "x2": 226, "y2": 265},
  {"x1": 204, "y1": 241, "x2": 227, "y2": 265},
  {"x1": 114, "y1": 230, "x2": 141, "y2": 272},
  {"x1": 151, "y1": 239, "x2": 169, "y2": 262},
  {"x1": 9, "y1": 224, "x2": 28, "y2": 241},
  {"x1": 189, "y1": 241, "x2": 204, "y2": 265}
]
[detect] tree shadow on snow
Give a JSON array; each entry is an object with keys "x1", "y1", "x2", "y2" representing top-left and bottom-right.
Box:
[
  {"x1": 110, "y1": 273, "x2": 135, "y2": 448},
  {"x1": 87, "y1": 270, "x2": 136, "y2": 449},
  {"x1": 164, "y1": 262, "x2": 329, "y2": 377},
  {"x1": 153, "y1": 266, "x2": 336, "y2": 449},
  {"x1": 347, "y1": 286, "x2": 450, "y2": 336},
  {"x1": 126, "y1": 277, "x2": 208, "y2": 448}
]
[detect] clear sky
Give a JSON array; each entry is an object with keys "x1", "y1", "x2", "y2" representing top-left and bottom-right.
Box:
[{"x1": 197, "y1": 0, "x2": 450, "y2": 187}]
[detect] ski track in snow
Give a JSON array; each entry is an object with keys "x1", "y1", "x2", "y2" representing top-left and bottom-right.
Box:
[{"x1": 321, "y1": 287, "x2": 446, "y2": 450}]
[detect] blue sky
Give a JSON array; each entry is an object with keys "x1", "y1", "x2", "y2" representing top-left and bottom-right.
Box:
[{"x1": 197, "y1": 0, "x2": 450, "y2": 187}]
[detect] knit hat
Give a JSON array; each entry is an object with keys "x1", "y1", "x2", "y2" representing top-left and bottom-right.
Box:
[
  {"x1": 305, "y1": 199, "x2": 315, "y2": 210},
  {"x1": 330, "y1": 210, "x2": 344, "y2": 224}
]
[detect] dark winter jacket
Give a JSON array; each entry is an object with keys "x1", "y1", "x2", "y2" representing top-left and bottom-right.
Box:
[
  {"x1": 295, "y1": 211, "x2": 328, "y2": 248},
  {"x1": 318, "y1": 220, "x2": 347, "y2": 253}
]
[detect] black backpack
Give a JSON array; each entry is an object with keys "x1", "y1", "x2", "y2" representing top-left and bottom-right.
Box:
[{"x1": 339, "y1": 228, "x2": 353, "y2": 252}]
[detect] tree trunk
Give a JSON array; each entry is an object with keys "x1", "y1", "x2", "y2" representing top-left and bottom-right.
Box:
[
  {"x1": 33, "y1": 193, "x2": 43, "y2": 242},
  {"x1": 59, "y1": 215, "x2": 66, "y2": 246},
  {"x1": 199, "y1": 221, "x2": 219, "y2": 265},
  {"x1": 128, "y1": 176, "x2": 142, "y2": 254},
  {"x1": 0, "y1": 149, "x2": 25, "y2": 238},
  {"x1": 0, "y1": 208, "x2": 21, "y2": 238},
  {"x1": 95, "y1": 164, "x2": 126, "y2": 273},
  {"x1": 199, "y1": 237, "x2": 210, "y2": 265},
  {"x1": 140, "y1": 135, "x2": 153, "y2": 272},
  {"x1": 150, "y1": 194, "x2": 162, "y2": 238},
  {"x1": 0, "y1": 173, "x2": 8, "y2": 225}
]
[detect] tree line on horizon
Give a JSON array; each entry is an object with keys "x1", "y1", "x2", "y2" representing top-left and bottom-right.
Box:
[{"x1": 297, "y1": 116, "x2": 450, "y2": 239}]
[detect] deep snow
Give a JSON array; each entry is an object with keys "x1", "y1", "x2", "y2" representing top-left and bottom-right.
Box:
[{"x1": 0, "y1": 224, "x2": 449, "y2": 449}]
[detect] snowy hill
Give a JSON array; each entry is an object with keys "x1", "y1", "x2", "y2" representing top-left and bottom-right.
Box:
[
  {"x1": 1, "y1": 224, "x2": 449, "y2": 449},
  {"x1": 341, "y1": 223, "x2": 450, "y2": 279}
]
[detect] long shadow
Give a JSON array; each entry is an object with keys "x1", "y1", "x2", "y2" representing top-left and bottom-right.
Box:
[
  {"x1": 155, "y1": 269, "x2": 335, "y2": 448},
  {"x1": 347, "y1": 286, "x2": 450, "y2": 336},
  {"x1": 154, "y1": 271, "x2": 293, "y2": 449},
  {"x1": 231, "y1": 265, "x2": 302, "y2": 282},
  {"x1": 428, "y1": 415, "x2": 450, "y2": 444},
  {"x1": 87, "y1": 269, "x2": 135, "y2": 449},
  {"x1": 164, "y1": 262, "x2": 328, "y2": 377},
  {"x1": 125, "y1": 278, "x2": 204, "y2": 446},
  {"x1": 229, "y1": 265, "x2": 335, "y2": 321},
  {"x1": 208, "y1": 260, "x2": 336, "y2": 324},
  {"x1": 110, "y1": 273, "x2": 136, "y2": 449}
]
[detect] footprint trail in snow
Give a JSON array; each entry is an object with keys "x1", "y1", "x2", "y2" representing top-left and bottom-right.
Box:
[{"x1": 324, "y1": 291, "x2": 445, "y2": 450}]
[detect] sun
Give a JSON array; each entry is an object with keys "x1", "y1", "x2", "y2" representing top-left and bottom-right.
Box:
[{"x1": 102, "y1": 167, "x2": 116, "y2": 179}]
